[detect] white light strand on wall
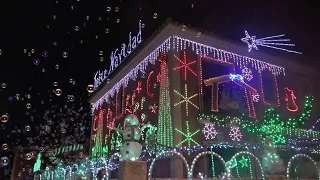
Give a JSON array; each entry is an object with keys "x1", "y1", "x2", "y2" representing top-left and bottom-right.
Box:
[
  {"x1": 173, "y1": 35, "x2": 286, "y2": 76},
  {"x1": 93, "y1": 35, "x2": 286, "y2": 109}
]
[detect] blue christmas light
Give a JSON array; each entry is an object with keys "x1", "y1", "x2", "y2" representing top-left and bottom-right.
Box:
[
  {"x1": 241, "y1": 30, "x2": 302, "y2": 54},
  {"x1": 229, "y1": 74, "x2": 244, "y2": 82}
]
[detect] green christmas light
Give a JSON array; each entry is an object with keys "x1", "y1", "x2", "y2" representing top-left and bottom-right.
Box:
[
  {"x1": 175, "y1": 121, "x2": 200, "y2": 148},
  {"x1": 239, "y1": 156, "x2": 249, "y2": 168},
  {"x1": 33, "y1": 153, "x2": 42, "y2": 173}
]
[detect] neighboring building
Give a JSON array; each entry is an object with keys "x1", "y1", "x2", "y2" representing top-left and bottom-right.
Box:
[{"x1": 89, "y1": 19, "x2": 320, "y2": 179}]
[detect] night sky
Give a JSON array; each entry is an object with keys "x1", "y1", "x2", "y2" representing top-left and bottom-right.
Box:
[{"x1": 0, "y1": 0, "x2": 319, "y2": 178}]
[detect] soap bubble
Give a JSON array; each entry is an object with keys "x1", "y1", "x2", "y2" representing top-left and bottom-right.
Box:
[
  {"x1": 26, "y1": 103, "x2": 32, "y2": 109},
  {"x1": 55, "y1": 89, "x2": 62, "y2": 96},
  {"x1": 87, "y1": 85, "x2": 94, "y2": 93},
  {"x1": 62, "y1": 52, "x2": 68, "y2": 58},
  {"x1": 153, "y1": 13, "x2": 158, "y2": 19},
  {"x1": 33, "y1": 59, "x2": 40, "y2": 65},
  {"x1": 115, "y1": 7, "x2": 119, "y2": 12},
  {"x1": 1, "y1": 114, "x2": 8, "y2": 123},
  {"x1": 1, "y1": 83, "x2": 7, "y2": 88}
]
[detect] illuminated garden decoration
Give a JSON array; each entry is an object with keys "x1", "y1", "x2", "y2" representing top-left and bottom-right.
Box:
[{"x1": 92, "y1": 109, "x2": 104, "y2": 158}]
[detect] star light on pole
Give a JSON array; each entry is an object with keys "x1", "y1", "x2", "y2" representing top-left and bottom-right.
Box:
[{"x1": 241, "y1": 30, "x2": 302, "y2": 54}]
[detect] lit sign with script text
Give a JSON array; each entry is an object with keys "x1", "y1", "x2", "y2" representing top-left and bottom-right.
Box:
[{"x1": 94, "y1": 20, "x2": 142, "y2": 90}]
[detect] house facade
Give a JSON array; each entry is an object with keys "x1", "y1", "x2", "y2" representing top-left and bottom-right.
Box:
[{"x1": 89, "y1": 20, "x2": 320, "y2": 179}]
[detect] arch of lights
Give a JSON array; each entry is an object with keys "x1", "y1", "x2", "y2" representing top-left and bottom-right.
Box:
[
  {"x1": 188, "y1": 151, "x2": 227, "y2": 179},
  {"x1": 286, "y1": 153, "x2": 320, "y2": 180},
  {"x1": 227, "y1": 151, "x2": 265, "y2": 180},
  {"x1": 147, "y1": 150, "x2": 189, "y2": 180}
]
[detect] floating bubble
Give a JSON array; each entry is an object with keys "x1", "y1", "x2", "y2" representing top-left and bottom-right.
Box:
[
  {"x1": 69, "y1": 79, "x2": 73, "y2": 83},
  {"x1": 153, "y1": 13, "x2": 158, "y2": 19},
  {"x1": 105, "y1": 28, "x2": 110, "y2": 34},
  {"x1": 1, "y1": 114, "x2": 9, "y2": 123},
  {"x1": 2, "y1": 144, "x2": 8, "y2": 150},
  {"x1": 72, "y1": 81, "x2": 76, "y2": 85},
  {"x1": 75, "y1": 26, "x2": 79, "y2": 31},
  {"x1": 121, "y1": 43, "x2": 126, "y2": 49},
  {"x1": 26, "y1": 94, "x2": 31, "y2": 99},
  {"x1": 115, "y1": 7, "x2": 119, "y2": 12},
  {"x1": 23, "y1": 49, "x2": 27, "y2": 53},
  {"x1": 53, "y1": 82, "x2": 58, "y2": 86},
  {"x1": 33, "y1": 59, "x2": 40, "y2": 65},
  {"x1": 106, "y1": 7, "x2": 111, "y2": 12},
  {"x1": 8, "y1": 96, "x2": 13, "y2": 101},
  {"x1": 26, "y1": 103, "x2": 32, "y2": 109},
  {"x1": 116, "y1": 19, "x2": 120, "y2": 23},
  {"x1": 62, "y1": 52, "x2": 68, "y2": 58},
  {"x1": 197, "y1": 32, "x2": 201, "y2": 37},
  {"x1": 99, "y1": 51, "x2": 103, "y2": 56},
  {"x1": 142, "y1": 23, "x2": 146, "y2": 28},
  {"x1": 68, "y1": 95, "x2": 75, "y2": 102},
  {"x1": 0, "y1": 156, "x2": 9, "y2": 167},
  {"x1": 99, "y1": 57, "x2": 104, "y2": 62},
  {"x1": 53, "y1": 15, "x2": 56, "y2": 19},
  {"x1": 181, "y1": 25, "x2": 186, "y2": 31},
  {"x1": 55, "y1": 64, "x2": 60, "y2": 69},
  {"x1": 87, "y1": 85, "x2": 94, "y2": 93},
  {"x1": 86, "y1": 16, "x2": 90, "y2": 20},
  {"x1": 55, "y1": 89, "x2": 62, "y2": 96},
  {"x1": 25, "y1": 153, "x2": 32, "y2": 160},
  {"x1": 28, "y1": 52, "x2": 31, "y2": 56},
  {"x1": 42, "y1": 51, "x2": 48, "y2": 57},
  {"x1": 31, "y1": 49, "x2": 35, "y2": 53},
  {"x1": 15, "y1": 94, "x2": 20, "y2": 100},
  {"x1": 1, "y1": 83, "x2": 7, "y2": 88},
  {"x1": 42, "y1": 68, "x2": 46, "y2": 72},
  {"x1": 0, "y1": 49, "x2": 2, "y2": 55},
  {"x1": 25, "y1": 125, "x2": 31, "y2": 132}
]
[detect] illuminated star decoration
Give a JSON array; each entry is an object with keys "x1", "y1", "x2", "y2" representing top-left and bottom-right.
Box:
[
  {"x1": 156, "y1": 72, "x2": 161, "y2": 83},
  {"x1": 174, "y1": 84, "x2": 199, "y2": 116},
  {"x1": 241, "y1": 30, "x2": 302, "y2": 54},
  {"x1": 149, "y1": 103, "x2": 158, "y2": 113},
  {"x1": 175, "y1": 121, "x2": 200, "y2": 148},
  {"x1": 239, "y1": 156, "x2": 249, "y2": 168},
  {"x1": 173, "y1": 51, "x2": 197, "y2": 80}
]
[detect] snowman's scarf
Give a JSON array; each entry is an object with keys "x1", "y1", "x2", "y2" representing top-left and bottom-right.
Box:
[{"x1": 123, "y1": 125, "x2": 140, "y2": 143}]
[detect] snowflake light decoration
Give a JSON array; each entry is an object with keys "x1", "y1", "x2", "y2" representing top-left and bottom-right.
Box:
[
  {"x1": 229, "y1": 126, "x2": 243, "y2": 141},
  {"x1": 241, "y1": 67, "x2": 253, "y2": 81},
  {"x1": 252, "y1": 93, "x2": 260, "y2": 102},
  {"x1": 202, "y1": 123, "x2": 218, "y2": 140}
]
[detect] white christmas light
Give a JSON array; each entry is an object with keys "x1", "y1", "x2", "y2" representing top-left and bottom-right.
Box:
[
  {"x1": 229, "y1": 127, "x2": 243, "y2": 141},
  {"x1": 286, "y1": 154, "x2": 320, "y2": 180},
  {"x1": 252, "y1": 93, "x2": 260, "y2": 102},
  {"x1": 202, "y1": 123, "x2": 218, "y2": 140},
  {"x1": 148, "y1": 150, "x2": 189, "y2": 180},
  {"x1": 93, "y1": 35, "x2": 286, "y2": 109},
  {"x1": 241, "y1": 30, "x2": 302, "y2": 54},
  {"x1": 188, "y1": 151, "x2": 227, "y2": 179}
]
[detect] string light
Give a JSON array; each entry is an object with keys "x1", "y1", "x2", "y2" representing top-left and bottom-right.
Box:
[
  {"x1": 241, "y1": 30, "x2": 302, "y2": 54},
  {"x1": 173, "y1": 51, "x2": 197, "y2": 81},
  {"x1": 284, "y1": 87, "x2": 299, "y2": 112},
  {"x1": 175, "y1": 121, "x2": 200, "y2": 148},
  {"x1": 229, "y1": 126, "x2": 243, "y2": 141},
  {"x1": 136, "y1": 81, "x2": 142, "y2": 94},
  {"x1": 148, "y1": 150, "x2": 189, "y2": 180},
  {"x1": 258, "y1": 69, "x2": 280, "y2": 107},
  {"x1": 174, "y1": 84, "x2": 199, "y2": 116},
  {"x1": 93, "y1": 35, "x2": 285, "y2": 109},
  {"x1": 188, "y1": 151, "x2": 227, "y2": 179},
  {"x1": 202, "y1": 123, "x2": 218, "y2": 140},
  {"x1": 286, "y1": 154, "x2": 320, "y2": 179},
  {"x1": 157, "y1": 57, "x2": 173, "y2": 147},
  {"x1": 146, "y1": 71, "x2": 154, "y2": 97},
  {"x1": 227, "y1": 151, "x2": 265, "y2": 180}
]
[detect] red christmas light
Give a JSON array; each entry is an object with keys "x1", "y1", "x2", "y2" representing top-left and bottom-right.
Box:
[
  {"x1": 93, "y1": 115, "x2": 98, "y2": 131},
  {"x1": 157, "y1": 72, "x2": 161, "y2": 83},
  {"x1": 147, "y1": 71, "x2": 154, "y2": 97},
  {"x1": 136, "y1": 81, "x2": 142, "y2": 94},
  {"x1": 258, "y1": 69, "x2": 280, "y2": 107},
  {"x1": 173, "y1": 51, "x2": 197, "y2": 81},
  {"x1": 284, "y1": 87, "x2": 299, "y2": 112}
]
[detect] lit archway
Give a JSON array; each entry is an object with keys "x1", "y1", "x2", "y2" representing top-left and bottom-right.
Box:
[
  {"x1": 148, "y1": 150, "x2": 189, "y2": 180},
  {"x1": 188, "y1": 151, "x2": 227, "y2": 179},
  {"x1": 227, "y1": 151, "x2": 265, "y2": 180},
  {"x1": 286, "y1": 154, "x2": 320, "y2": 180}
]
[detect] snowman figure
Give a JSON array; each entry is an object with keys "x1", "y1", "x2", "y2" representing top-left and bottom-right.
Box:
[{"x1": 108, "y1": 114, "x2": 142, "y2": 161}]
